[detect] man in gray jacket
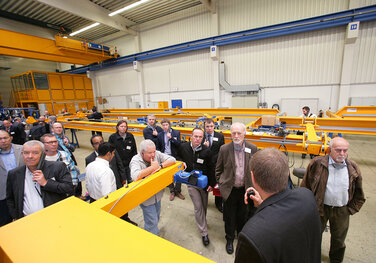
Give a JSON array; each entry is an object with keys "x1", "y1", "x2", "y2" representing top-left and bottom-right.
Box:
[
  {"x1": 0, "y1": 130, "x2": 24, "y2": 226},
  {"x1": 130, "y1": 139, "x2": 175, "y2": 235}
]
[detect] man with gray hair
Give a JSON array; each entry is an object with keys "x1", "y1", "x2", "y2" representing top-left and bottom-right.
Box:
[
  {"x1": 143, "y1": 114, "x2": 163, "y2": 146},
  {"x1": 130, "y1": 139, "x2": 176, "y2": 235},
  {"x1": 0, "y1": 130, "x2": 23, "y2": 226},
  {"x1": 235, "y1": 148, "x2": 321, "y2": 262},
  {"x1": 216, "y1": 122, "x2": 257, "y2": 254},
  {"x1": 301, "y1": 137, "x2": 365, "y2": 262},
  {"x1": 6, "y1": 140, "x2": 73, "y2": 220}
]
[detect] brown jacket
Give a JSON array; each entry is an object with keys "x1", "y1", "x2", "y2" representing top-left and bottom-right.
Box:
[
  {"x1": 301, "y1": 155, "x2": 365, "y2": 216},
  {"x1": 215, "y1": 141, "x2": 257, "y2": 201}
]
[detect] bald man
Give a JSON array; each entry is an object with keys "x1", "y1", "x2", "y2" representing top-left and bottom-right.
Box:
[{"x1": 301, "y1": 137, "x2": 365, "y2": 263}]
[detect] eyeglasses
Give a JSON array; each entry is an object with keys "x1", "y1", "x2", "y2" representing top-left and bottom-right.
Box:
[
  {"x1": 44, "y1": 141, "x2": 58, "y2": 144},
  {"x1": 333, "y1": 148, "x2": 348, "y2": 153}
]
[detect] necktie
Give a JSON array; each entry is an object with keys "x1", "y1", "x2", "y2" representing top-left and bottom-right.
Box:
[{"x1": 208, "y1": 134, "x2": 212, "y2": 147}]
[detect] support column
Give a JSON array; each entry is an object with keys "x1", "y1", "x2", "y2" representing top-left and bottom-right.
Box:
[
  {"x1": 211, "y1": 2, "x2": 220, "y2": 108},
  {"x1": 337, "y1": 21, "x2": 359, "y2": 110},
  {"x1": 134, "y1": 33, "x2": 145, "y2": 108}
]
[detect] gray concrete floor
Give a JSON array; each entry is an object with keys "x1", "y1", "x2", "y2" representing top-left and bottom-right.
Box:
[{"x1": 69, "y1": 130, "x2": 376, "y2": 263}]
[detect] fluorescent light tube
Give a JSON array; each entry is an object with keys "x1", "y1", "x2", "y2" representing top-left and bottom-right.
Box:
[
  {"x1": 70, "y1": 22, "x2": 100, "y2": 36},
  {"x1": 109, "y1": 0, "x2": 151, "y2": 16}
]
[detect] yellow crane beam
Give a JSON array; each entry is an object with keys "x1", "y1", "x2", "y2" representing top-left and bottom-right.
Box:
[
  {"x1": 333, "y1": 106, "x2": 376, "y2": 118},
  {"x1": 0, "y1": 29, "x2": 115, "y2": 64},
  {"x1": 0, "y1": 163, "x2": 214, "y2": 263}
]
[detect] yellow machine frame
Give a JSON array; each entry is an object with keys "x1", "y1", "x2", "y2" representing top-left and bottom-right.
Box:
[{"x1": 10, "y1": 71, "x2": 94, "y2": 115}]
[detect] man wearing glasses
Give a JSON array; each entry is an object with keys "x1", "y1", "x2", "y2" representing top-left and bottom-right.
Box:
[{"x1": 301, "y1": 137, "x2": 365, "y2": 263}]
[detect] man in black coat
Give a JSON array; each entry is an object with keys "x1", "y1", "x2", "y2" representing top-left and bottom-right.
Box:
[
  {"x1": 235, "y1": 148, "x2": 321, "y2": 263},
  {"x1": 85, "y1": 135, "x2": 137, "y2": 226},
  {"x1": 156, "y1": 118, "x2": 183, "y2": 201},
  {"x1": 177, "y1": 128, "x2": 215, "y2": 247},
  {"x1": 9, "y1": 117, "x2": 26, "y2": 145},
  {"x1": 143, "y1": 114, "x2": 163, "y2": 146},
  {"x1": 87, "y1": 106, "x2": 103, "y2": 136},
  {"x1": 203, "y1": 118, "x2": 225, "y2": 212},
  {"x1": 6, "y1": 140, "x2": 73, "y2": 220}
]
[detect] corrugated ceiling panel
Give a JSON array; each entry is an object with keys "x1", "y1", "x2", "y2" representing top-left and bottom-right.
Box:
[
  {"x1": 352, "y1": 0, "x2": 376, "y2": 8},
  {"x1": 219, "y1": 0, "x2": 349, "y2": 35},
  {"x1": 143, "y1": 49, "x2": 212, "y2": 93},
  {"x1": 140, "y1": 9, "x2": 211, "y2": 51},
  {"x1": 220, "y1": 27, "x2": 345, "y2": 87},
  {"x1": 352, "y1": 21, "x2": 376, "y2": 83}
]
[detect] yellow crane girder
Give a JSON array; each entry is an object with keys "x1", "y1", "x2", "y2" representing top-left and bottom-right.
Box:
[
  {"x1": 0, "y1": 163, "x2": 215, "y2": 263},
  {"x1": 0, "y1": 29, "x2": 115, "y2": 64}
]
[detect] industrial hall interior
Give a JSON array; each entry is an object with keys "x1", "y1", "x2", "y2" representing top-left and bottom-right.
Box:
[{"x1": 0, "y1": 0, "x2": 376, "y2": 262}]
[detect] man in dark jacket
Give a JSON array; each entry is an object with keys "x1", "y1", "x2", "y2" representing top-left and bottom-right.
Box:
[
  {"x1": 177, "y1": 128, "x2": 215, "y2": 247},
  {"x1": 156, "y1": 118, "x2": 183, "y2": 201},
  {"x1": 143, "y1": 114, "x2": 163, "y2": 146},
  {"x1": 216, "y1": 122, "x2": 257, "y2": 254},
  {"x1": 87, "y1": 106, "x2": 103, "y2": 136},
  {"x1": 301, "y1": 137, "x2": 365, "y2": 263},
  {"x1": 203, "y1": 118, "x2": 225, "y2": 212},
  {"x1": 235, "y1": 148, "x2": 322, "y2": 263},
  {"x1": 6, "y1": 140, "x2": 73, "y2": 219},
  {"x1": 10, "y1": 117, "x2": 26, "y2": 145},
  {"x1": 108, "y1": 120, "x2": 137, "y2": 181}
]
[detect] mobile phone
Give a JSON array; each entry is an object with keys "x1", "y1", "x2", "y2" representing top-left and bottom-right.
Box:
[
  {"x1": 247, "y1": 190, "x2": 255, "y2": 203},
  {"x1": 37, "y1": 152, "x2": 46, "y2": 171}
]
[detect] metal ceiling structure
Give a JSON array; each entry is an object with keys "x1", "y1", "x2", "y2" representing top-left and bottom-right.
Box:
[{"x1": 0, "y1": 0, "x2": 205, "y2": 41}]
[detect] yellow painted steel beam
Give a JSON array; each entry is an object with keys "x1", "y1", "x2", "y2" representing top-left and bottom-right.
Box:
[
  {"x1": 0, "y1": 196, "x2": 213, "y2": 263},
  {"x1": 334, "y1": 106, "x2": 376, "y2": 118},
  {"x1": 107, "y1": 108, "x2": 280, "y2": 117},
  {"x1": 0, "y1": 29, "x2": 113, "y2": 64},
  {"x1": 250, "y1": 116, "x2": 376, "y2": 135},
  {"x1": 92, "y1": 163, "x2": 184, "y2": 217},
  {"x1": 326, "y1": 110, "x2": 342, "y2": 118}
]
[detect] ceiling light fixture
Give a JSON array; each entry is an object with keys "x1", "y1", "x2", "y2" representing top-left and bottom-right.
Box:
[
  {"x1": 70, "y1": 22, "x2": 100, "y2": 36},
  {"x1": 109, "y1": 0, "x2": 151, "y2": 16}
]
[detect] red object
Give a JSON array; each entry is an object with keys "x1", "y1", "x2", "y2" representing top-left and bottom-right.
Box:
[{"x1": 213, "y1": 184, "x2": 221, "y2": 197}]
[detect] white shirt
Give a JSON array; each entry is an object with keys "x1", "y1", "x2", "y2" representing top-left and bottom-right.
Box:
[
  {"x1": 324, "y1": 156, "x2": 349, "y2": 207},
  {"x1": 23, "y1": 167, "x2": 44, "y2": 216},
  {"x1": 85, "y1": 157, "x2": 116, "y2": 200}
]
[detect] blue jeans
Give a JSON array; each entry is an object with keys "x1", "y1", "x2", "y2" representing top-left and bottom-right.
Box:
[{"x1": 140, "y1": 200, "x2": 161, "y2": 235}]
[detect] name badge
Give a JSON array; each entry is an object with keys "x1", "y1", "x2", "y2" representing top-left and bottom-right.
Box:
[
  {"x1": 173, "y1": 137, "x2": 177, "y2": 140},
  {"x1": 126, "y1": 146, "x2": 131, "y2": 150},
  {"x1": 197, "y1": 158, "x2": 204, "y2": 164},
  {"x1": 213, "y1": 137, "x2": 218, "y2": 141},
  {"x1": 245, "y1": 147, "x2": 251, "y2": 153}
]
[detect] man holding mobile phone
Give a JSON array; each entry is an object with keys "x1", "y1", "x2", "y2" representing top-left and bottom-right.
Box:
[{"x1": 6, "y1": 140, "x2": 73, "y2": 220}]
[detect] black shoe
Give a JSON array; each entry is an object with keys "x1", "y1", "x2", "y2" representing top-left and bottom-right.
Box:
[
  {"x1": 226, "y1": 240, "x2": 234, "y2": 254},
  {"x1": 301, "y1": 154, "x2": 306, "y2": 159},
  {"x1": 125, "y1": 218, "x2": 138, "y2": 226},
  {"x1": 202, "y1": 235, "x2": 210, "y2": 246}
]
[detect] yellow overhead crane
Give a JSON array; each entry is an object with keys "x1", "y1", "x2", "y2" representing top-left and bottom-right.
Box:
[
  {"x1": 0, "y1": 29, "x2": 118, "y2": 64},
  {"x1": 0, "y1": 163, "x2": 215, "y2": 263},
  {"x1": 326, "y1": 106, "x2": 376, "y2": 119}
]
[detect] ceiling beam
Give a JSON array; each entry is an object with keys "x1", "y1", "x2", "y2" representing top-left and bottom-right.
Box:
[
  {"x1": 199, "y1": 0, "x2": 216, "y2": 14},
  {"x1": 35, "y1": 0, "x2": 137, "y2": 36}
]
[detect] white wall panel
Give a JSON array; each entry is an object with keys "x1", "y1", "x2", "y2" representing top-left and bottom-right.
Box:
[
  {"x1": 219, "y1": 0, "x2": 349, "y2": 35},
  {"x1": 140, "y1": 10, "x2": 212, "y2": 51},
  {"x1": 220, "y1": 27, "x2": 345, "y2": 87},
  {"x1": 143, "y1": 49, "x2": 212, "y2": 93},
  {"x1": 105, "y1": 34, "x2": 138, "y2": 57},
  {"x1": 352, "y1": 21, "x2": 376, "y2": 83},
  {"x1": 95, "y1": 64, "x2": 138, "y2": 96}
]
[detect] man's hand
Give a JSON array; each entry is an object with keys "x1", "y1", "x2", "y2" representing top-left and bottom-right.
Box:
[
  {"x1": 203, "y1": 139, "x2": 209, "y2": 147},
  {"x1": 167, "y1": 132, "x2": 172, "y2": 139},
  {"x1": 32, "y1": 170, "x2": 47, "y2": 187},
  {"x1": 152, "y1": 130, "x2": 158, "y2": 136},
  {"x1": 150, "y1": 158, "x2": 160, "y2": 172},
  {"x1": 207, "y1": 186, "x2": 213, "y2": 192},
  {"x1": 244, "y1": 187, "x2": 263, "y2": 207}
]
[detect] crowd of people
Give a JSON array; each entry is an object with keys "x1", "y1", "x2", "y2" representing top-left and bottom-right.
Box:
[{"x1": 0, "y1": 112, "x2": 365, "y2": 263}]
